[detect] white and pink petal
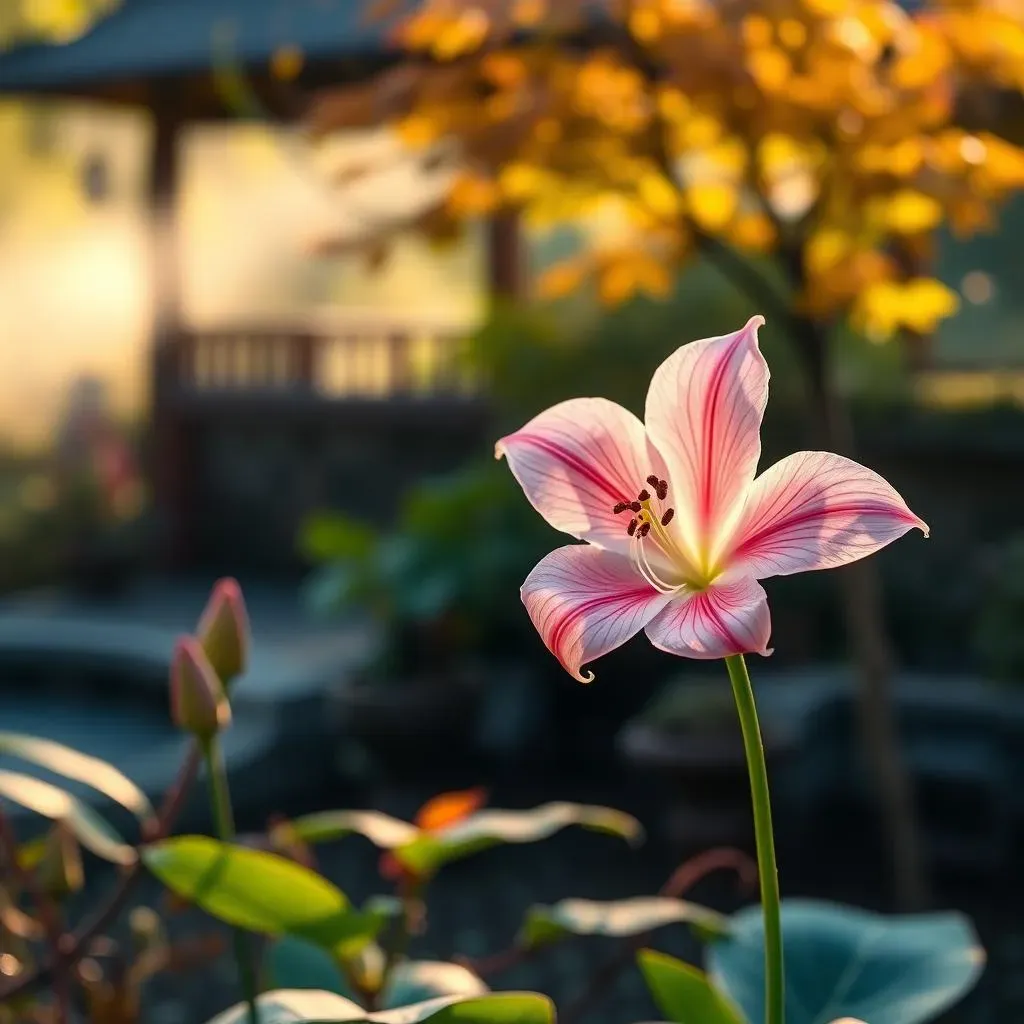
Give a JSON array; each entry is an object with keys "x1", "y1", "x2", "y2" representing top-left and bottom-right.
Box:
[
  {"x1": 496, "y1": 398, "x2": 666, "y2": 553},
  {"x1": 521, "y1": 544, "x2": 672, "y2": 682},
  {"x1": 644, "y1": 316, "x2": 769, "y2": 557},
  {"x1": 645, "y1": 576, "x2": 773, "y2": 660},
  {"x1": 725, "y1": 451, "x2": 928, "y2": 579}
]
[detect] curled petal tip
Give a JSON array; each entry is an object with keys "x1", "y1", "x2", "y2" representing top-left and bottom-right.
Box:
[
  {"x1": 747, "y1": 313, "x2": 766, "y2": 331},
  {"x1": 917, "y1": 518, "x2": 931, "y2": 539},
  {"x1": 494, "y1": 437, "x2": 507, "y2": 461}
]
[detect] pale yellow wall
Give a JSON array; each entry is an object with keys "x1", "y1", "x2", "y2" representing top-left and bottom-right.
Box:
[{"x1": 0, "y1": 101, "x2": 484, "y2": 452}]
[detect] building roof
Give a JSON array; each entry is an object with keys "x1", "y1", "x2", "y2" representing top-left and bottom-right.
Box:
[{"x1": 0, "y1": 0, "x2": 400, "y2": 94}]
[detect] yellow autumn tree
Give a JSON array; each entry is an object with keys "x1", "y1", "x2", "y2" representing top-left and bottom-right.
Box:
[
  {"x1": 310, "y1": 0, "x2": 1024, "y2": 909},
  {"x1": 0, "y1": 0, "x2": 118, "y2": 48}
]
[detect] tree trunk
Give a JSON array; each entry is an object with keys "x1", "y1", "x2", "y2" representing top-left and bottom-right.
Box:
[{"x1": 791, "y1": 316, "x2": 931, "y2": 911}]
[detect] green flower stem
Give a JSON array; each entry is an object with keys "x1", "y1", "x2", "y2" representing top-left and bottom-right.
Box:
[
  {"x1": 201, "y1": 736, "x2": 260, "y2": 1024},
  {"x1": 724, "y1": 654, "x2": 784, "y2": 1024}
]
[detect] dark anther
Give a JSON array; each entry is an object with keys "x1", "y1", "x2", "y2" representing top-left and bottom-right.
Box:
[
  {"x1": 646, "y1": 474, "x2": 660, "y2": 488},
  {"x1": 638, "y1": 521, "x2": 652, "y2": 538},
  {"x1": 638, "y1": 488, "x2": 651, "y2": 501},
  {"x1": 629, "y1": 501, "x2": 642, "y2": 513},
  {"x1": 656, "y1": 479, "x2": 668, "y2": 501},
  {"x1": 612, "y1": 502, "x2": 629, "y2": 515},
  {"x1": 627, "y1": 518, "x2": 638, "y2": 536},
  {"x1": 661, "y1": 508, "x2": 675, "y2": 527}
]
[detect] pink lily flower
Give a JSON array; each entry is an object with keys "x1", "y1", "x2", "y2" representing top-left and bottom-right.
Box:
[{"x1": 496, "y1": 316, "x2": 928, "y2": 681}]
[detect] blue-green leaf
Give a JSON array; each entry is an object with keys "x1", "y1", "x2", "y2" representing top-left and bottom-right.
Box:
[
  {"x1": 707, "y1": 900, "x2": 985, "y2": 1024},
  {"x1": 638, "y1": 950, "x2": 745, "y2": 1024},
  {"x1": 142, "y1": 837, "x2": 379, "y2": 957},
  {"x1": 0, "y1": 769, "x2": 134, "y2": 866},
  {"x1": 0, "y1": 732, "x2": 154, "y2": 823},
  {"x1": 267, "y1": 936, "x2": 352, "y2": 997},
  {"x1": 520, "y1": 897, "x2": 729, "y2": 950},
  {"x1": 382, "y1": 962, "x2": 489, "y2": 1010},
  {"x1": 205, "y1": 991, "x2": 554, "y2": 1024}
]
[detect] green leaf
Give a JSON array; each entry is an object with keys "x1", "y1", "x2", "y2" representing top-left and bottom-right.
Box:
[
  {"x1": 267, "y1": 936, "x2": 352, "y2": 997},
  {"x1": 638, "y1": 950, "x2": 745, "y2": 1024},
  {"x1": 707, "y1": 899, "x2": 985, "y2": 1024},
  {"x1": 520, "y1": 897, "x2": 730, "y2": 950},
  {"x1": 0, "y1": 769, "x2": 134, "y2": 866},
  {"x1": 300, "y1": 514, "x2": 377, "y2": 563},
  {"x1": 382, "y1": 962, "x2": 489, "y2": 1010},
  {"x1": 288, "y1": 811, "x2": 419, "y2": 849},
  {"x1": 142, "y1": 837, "x2": 380, "y2": 957},
  {"x1": 396, "y1": 802, "x2": 643, "y2": 878},
  {"x1": 0, "y1": 732, "x2": 154, "y2": 823},
  {"x1": 205, "y1": 991, "x2": 554, "y2": 1024}
]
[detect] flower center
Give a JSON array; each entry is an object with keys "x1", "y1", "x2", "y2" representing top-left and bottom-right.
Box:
[{"x1": 610, "y1": 475, "x2": 705, "y2": 592}]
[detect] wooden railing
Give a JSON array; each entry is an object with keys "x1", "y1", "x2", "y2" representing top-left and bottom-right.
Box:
[{"x1": 171, "y1": 323, "x2": 477, "y2": 398}]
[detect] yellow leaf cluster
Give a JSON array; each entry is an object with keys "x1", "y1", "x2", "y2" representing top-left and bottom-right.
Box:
[
  {"x1": 310, "y1": 0, "x2": 1024, "y2": 332},
  {"x1": 853, "y1": 277, "x2": 960, "y2": 340}
]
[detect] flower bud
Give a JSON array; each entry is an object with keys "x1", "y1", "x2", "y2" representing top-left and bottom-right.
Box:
[
  {"x1": 197, "y1": 578, "x2": 250, "y2": 688},
  {"x1": 170, "y1": 636, "x2": 231, "y2": 739}
]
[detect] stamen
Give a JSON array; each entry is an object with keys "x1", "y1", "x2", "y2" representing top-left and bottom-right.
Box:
[
  {"x1": 638, "y1": 521, "x2": 651, "y2": 538},
  {"x1": 656, "y1": 479, "x2": 668, "y2": 501},
  {"x1": 627, "y1": 518, "x2": 638, "y2": 536},
  {"x1": 632, "y1": 532, "x2": 678, "y2": 594},
  {"x1": 646, "y1": 475, "x2": 660, "y2": 488},
  {"x1": 629, "y1": 501, "x2": 642, "y2": 513},
  {"x1": 612, "y1": 502, "x2": 629, "y2": 515},
  {"x1": 661, "y1": 508, "x2": 675, "y2": 527},
  {"x1": 637, "y1": 488, "x2": 651, "y2": 501}
]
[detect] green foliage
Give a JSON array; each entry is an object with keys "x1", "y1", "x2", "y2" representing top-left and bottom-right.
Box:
[
  {"x1": 0, "y1": 730, "x2": 154, "y2": 822},
  {"x1": 300, "y1": 460, "x2": 551, "y2": 677},
  {"x1": 268, "y1": 936, "x2": 355, "y2": 998},
  {"x1": 0, "y1": 768, "x2": 134, "y2": 865},
  {"x1": 205, "y1": 991, "x2": 555, "y2": 1024},
  {"x1": 519, "y1": 898, "x2": 729, "y2": 950},
  {"x1": 638, "y1": 950, "x2": 745, "y2": 1024},
  {"x1": 706, "y1": 900, "x2": 984, "y2": 1024},
  {"x1": 0, "y1": 575, "x2": 990, "y2": 1024},
  {"x1": 288, "y1": 802, "x2": 642, "y2": 881},
  {"x1": 381, "y1": 961, "x2": 489, "y2": 1009},
  {"x1": 142, "y1": 837, "x2": 382, "y2": 957}
]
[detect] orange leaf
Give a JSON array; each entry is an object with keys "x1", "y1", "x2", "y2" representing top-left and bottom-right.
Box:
[
  {"x1": 415, "y1": 787, "x2": 488, "y2": 832},
  {"x1": 536, "y1": 259, "x2": 590, "y2": 299}
]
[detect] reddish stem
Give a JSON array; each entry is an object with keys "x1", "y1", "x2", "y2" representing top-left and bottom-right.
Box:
[{"x1": 0, "y1": 743, "x2": 202, "y2": 1004}]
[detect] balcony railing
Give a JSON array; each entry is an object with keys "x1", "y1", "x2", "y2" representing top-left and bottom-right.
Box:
[{"x1": 168, "y1": 321, "x2": 477, "y2": 398}]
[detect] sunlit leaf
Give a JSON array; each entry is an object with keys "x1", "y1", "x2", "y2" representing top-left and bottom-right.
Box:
[
  {"x1": 0, "y1": 732, "x2": 154, "y2": 823},
  {"x1": 205, "y1": 991, "x2": 554, "y2": 1024},
  {"x1": 521, "y1": 897, "x2": 730, "y2": 949},
  {"x1": 535, "y1": 259, "x2": 590, "y2": 300},
  {"x1": 287, "y1": 811, "x2": 419, "y2": 849},
  {"x1": 142, "y1": 837, "x2": 379, "y2": 956},
  {"x1": 707, "y1": 900, "x2": 985, "y2": 1024},
  {"x1": 395, "y1": 802, "x2": 643, "y2": 877},
  {"x1": 686, "y1": 183, "x2": 739, "y2": 232},
  {"x1": 0, "y1": 769, "x2": 134, "y2": 866},
  {"x1": 638, "y1": 950, "x2": 745, "y2": 1024},
  {"x1": 415, "y1": 788, "x2": 488, "y2": 832},
  {"x1": 382, "y1": 961, "x2": 489, "y2": 1009}
]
